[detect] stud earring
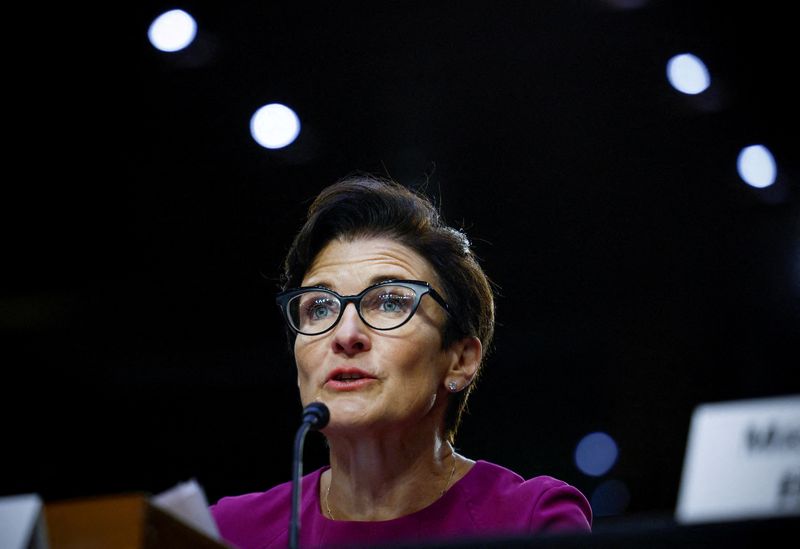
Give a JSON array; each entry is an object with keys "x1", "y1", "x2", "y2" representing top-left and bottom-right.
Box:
[{"x1": 448, "y1": 381, "x2": 458, "y2": 392}]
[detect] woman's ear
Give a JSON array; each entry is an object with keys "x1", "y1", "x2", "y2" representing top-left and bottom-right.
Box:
[{"x1": 444, "y1": 336, "x2": 482, "y2": 392}]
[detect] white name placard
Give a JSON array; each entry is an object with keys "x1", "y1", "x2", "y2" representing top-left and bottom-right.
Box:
[
  {"x1": 0, "y1": 494, "x2": 47, "y2": 549},
  {"x1": 676, "y1": 394, "x2": 800, "y2": 524}
]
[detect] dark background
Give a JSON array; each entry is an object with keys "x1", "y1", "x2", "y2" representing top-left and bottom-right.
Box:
[{"x1": 3, "y1": 0, "x2": 798, "y2": 525}]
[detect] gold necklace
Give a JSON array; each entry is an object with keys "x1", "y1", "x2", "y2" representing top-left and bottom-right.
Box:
[{"x1": 325, "y1": 451, "x2": 457, "y2": 521}]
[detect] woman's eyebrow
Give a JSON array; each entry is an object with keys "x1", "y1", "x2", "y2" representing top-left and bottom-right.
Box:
[
  {"x1": 368, "y1": 274, "x2": 410, "y2": 286},
  {"x1": 303, "y1": 274, "x2": 413, "y2": 292},
  {"x1": 303, "y1": 280, "x2": 333, "y2": 290}
]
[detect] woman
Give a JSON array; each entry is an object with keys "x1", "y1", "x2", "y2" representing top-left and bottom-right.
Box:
[{"x1": 211, "y1": 175, "x2": 591, "y2": 548}]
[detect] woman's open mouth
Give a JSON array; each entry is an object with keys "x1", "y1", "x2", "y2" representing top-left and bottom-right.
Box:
[{"x1": 326, "y1": 369, "x2": 377, "y2": 391}]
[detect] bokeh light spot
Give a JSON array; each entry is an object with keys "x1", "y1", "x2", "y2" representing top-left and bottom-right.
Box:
[
  {"x1": 667, "y1": 53, "x2": 710, "y2": 95},
  {"x1": 575, "y1": 431, "x2": 619, "y2": 476},
  {"x1": 591, "y1": 478, "x2": 631, "y2": 516},
  {"x1": 250, "y1": 104, "x2": 301, "y2": 150},
  {"x1": 737, "y1": 145, "x2": 777, "y2": 188},
  {"x1": 148, "y1": 9, "x2": 197, "y2": 52}
]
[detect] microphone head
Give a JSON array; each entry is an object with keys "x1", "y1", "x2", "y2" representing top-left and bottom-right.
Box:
[{"x1": 302, "y1": 402, "x2": 330, "y2": 430}]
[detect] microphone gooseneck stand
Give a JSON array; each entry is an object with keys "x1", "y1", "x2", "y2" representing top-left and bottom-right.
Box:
[{"x1": 290, "y1": 402, "x2": 330, "y2": 549}]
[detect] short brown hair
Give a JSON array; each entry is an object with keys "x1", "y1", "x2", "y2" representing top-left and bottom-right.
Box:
[{"x1": 281, "y1": 174, "x2": 495, "y2": 443}]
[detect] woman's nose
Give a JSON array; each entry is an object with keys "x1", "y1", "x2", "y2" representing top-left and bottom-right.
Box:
[{"x1": 331, "y1": 303, "x2": 371, "y2": 356}]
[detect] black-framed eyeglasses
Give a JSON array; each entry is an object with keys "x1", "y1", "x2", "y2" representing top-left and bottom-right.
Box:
[{"x1": 276, "y1": 279, "x2": 456, "y2": 336}]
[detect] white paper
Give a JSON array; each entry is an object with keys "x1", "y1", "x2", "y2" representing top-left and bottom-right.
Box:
[
  {"x1": 150, "y1": 478, "x2": 221, "y2": 540},
  {"x1": 0, "y1": 493, "x2": 49, "y2": 549}
]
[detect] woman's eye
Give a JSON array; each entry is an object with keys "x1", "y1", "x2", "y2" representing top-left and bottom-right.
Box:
[
  {"x1": 375, "y1": 293, "x2": 411, "y2": 313},
  {"x1": 305, "y1": 298, "x2": 336, "y2": 321}
]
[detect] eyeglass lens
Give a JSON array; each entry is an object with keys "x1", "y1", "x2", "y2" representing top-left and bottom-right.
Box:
[{"x1": 287, "y1": 284, "x2": 419, "y2": 334}]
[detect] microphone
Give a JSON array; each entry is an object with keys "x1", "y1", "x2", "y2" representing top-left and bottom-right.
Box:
[
  {"x1": 290, "y1": 402, "x2": 330, "y2": 549},
  {"x1": 301, "y1": 402, "x2": 330, "y2": 430}
]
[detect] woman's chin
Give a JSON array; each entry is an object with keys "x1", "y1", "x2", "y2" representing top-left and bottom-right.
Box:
[
  {"x1": 318, "y1": 401, "x2": 382, "y2": 434},
  {"x1": 325, "y1": 399, "x2": 374, "y2": 422}
]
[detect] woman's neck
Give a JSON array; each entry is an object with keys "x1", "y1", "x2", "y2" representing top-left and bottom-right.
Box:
[{"x1": 322, "y1": 426, "x2": 467, "y2": 521}]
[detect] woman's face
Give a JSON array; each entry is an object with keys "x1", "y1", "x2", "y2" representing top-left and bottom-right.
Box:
[{"x1": 294, "y1": 236, "x2": 455, "y2": 436}]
